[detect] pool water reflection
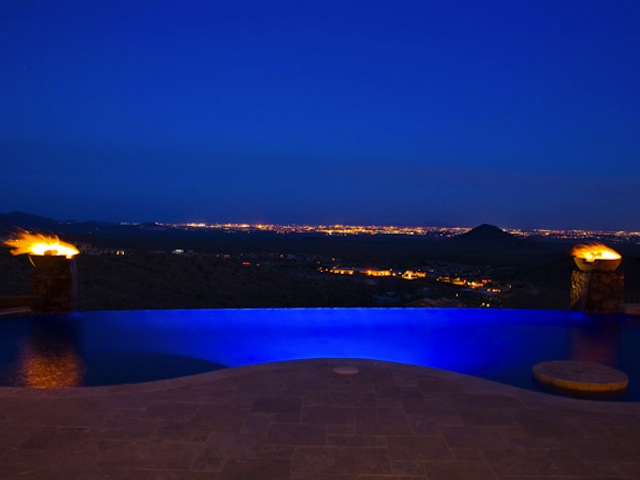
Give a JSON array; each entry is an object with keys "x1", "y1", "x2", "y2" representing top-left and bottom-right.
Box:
[{"x1": 0, "y1": 308, "x2": 638, "y2": 400}]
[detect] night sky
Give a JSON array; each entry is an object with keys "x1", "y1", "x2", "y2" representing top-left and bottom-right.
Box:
[{"x1": 1, "y1": 1, "x2": 639, "y2": 230}]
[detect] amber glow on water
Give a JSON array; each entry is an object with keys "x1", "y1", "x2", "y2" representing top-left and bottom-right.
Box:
[{"x1": 17, "y1": 342, "x2": 85, "y2": 388}]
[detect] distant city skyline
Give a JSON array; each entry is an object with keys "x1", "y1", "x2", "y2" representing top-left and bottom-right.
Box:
[
  {"x1": 1, "y1": 1, "x2": 639, "y2": 231},
  {"x1": 3, "y1": 210, "x2": 640, "y2": 237}
]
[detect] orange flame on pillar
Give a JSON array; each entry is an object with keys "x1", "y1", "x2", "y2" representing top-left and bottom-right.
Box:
[
  {"x1": 4, "y1": 231, "x2": 79, "y2": 259},
  {"x1": 571, "y1": 243, "x2": 622, "y2": 272},
  {"x1": 571, "y1": 243, "x2": 621, "y2": 262}
]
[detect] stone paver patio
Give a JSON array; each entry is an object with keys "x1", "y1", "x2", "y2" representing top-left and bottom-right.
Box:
[{"x1": 1, "y1": 358, "x2": 639, "y2": 479}]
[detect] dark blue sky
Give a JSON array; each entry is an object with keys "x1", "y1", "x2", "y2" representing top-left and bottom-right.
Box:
[{"x1": 1, "y1": 0, "x2": 639, "y2": 230}]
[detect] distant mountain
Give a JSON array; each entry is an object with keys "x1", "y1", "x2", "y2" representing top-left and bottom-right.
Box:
[
  {"x1": 444, "y1": 224, "x2": 533, "y2": 250},
  {"x1": 0, "y1": 211, "x2": 116, "y2": 236},
  {"x1": 0, "y1": 211, "x2": 61, "y2": 234}
]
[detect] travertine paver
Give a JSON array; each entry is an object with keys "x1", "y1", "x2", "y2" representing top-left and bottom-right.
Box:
[{"x1": 0, "y1": 358, "x2": 639, "y2": 479}]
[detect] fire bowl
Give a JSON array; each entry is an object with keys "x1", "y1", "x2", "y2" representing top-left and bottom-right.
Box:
[
  {"x1": 573, "y1": 257, "x2": 621, "y2": 272},
  {"x1": 29, "y1": 255, "x2": 75, "y2": 269}
]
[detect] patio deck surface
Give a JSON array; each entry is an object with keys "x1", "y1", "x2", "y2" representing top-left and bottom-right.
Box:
[{"x1": 1, "y1": 358, "x2": 639, "y2": 479}]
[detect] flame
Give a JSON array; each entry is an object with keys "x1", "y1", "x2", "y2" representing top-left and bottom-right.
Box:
[
  {"x1": 571, "y1": 243, "x2": 621, "y2": 262},
  {"x1": 4, "y1": 231, "x2": 79, "y2": 258}
]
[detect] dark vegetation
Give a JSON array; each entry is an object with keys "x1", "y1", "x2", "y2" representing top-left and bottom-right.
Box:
[
  {"x1": 1, "y1": 213, "x2": 639, "y2": 311},
  {"x1": 75, "y1": 254, "x2": 422, "y2": 310}
]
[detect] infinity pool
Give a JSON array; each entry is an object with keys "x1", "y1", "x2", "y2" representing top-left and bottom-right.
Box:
[{"x1": 0, "y1": 308, "x2": 638, "y2": 400}]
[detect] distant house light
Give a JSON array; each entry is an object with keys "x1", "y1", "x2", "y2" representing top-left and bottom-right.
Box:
[{"x1": 402, "y1": 270, "x2": 427, "y2": 280}]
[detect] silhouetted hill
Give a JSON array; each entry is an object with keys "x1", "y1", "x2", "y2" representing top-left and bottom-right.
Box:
[
  {"x1": 0, "y1": 211, "x2": 60, "y2": 235},
  {"x1": 445, "y1": 224, "x2": 533, "y2": 250},
  {"x1": 0, "y1": 211, "x2": 117, "y2": 237},
  {"x1": 443, "y1": 224, "x2": 540, "y2": 254}
]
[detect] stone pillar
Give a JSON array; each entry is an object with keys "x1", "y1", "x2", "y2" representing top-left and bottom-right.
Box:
[
  {"x1": 30, "y1": 256, "x2": 79, "y2": 313},
  {"x1": 570, "y1": 270, "x2": 624, "y2": 314}
]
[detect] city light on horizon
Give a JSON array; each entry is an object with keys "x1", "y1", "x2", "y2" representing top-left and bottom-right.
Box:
[{"x1": 157, "y1": 221, "x2": 640, "y2": 242}]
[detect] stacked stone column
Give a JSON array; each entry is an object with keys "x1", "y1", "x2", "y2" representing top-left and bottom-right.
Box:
[
  {"x1": 30, "y1": 256, "x2": 79, "y2": 313},
  {"x1": 570, "y1": 270, "x2": 623, "y2": 314}
]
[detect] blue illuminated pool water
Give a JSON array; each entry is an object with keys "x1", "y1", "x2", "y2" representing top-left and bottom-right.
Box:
[{"x1": 0, "y1": 308, "x2": 639, "y2": 400}]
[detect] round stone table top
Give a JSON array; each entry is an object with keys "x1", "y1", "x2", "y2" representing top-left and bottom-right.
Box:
[{"x1": 532, "y1": 360, "x2": 629, "y2": 392}]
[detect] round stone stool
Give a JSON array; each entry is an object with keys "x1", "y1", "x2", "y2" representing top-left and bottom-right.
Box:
[{"x1": 532, "y1": 360, "x2": 628, "y2": 393}]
